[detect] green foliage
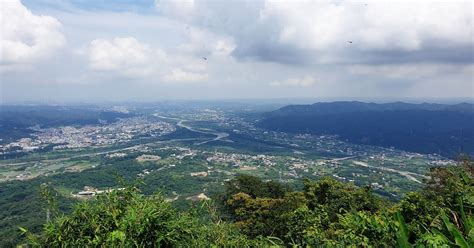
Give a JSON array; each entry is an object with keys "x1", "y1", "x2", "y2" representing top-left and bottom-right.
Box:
[
  {"x1": 397, "y1": 192, "x2": 440, "y2": 240},
  {"x1": 440, "y1": 210, "x2": 471, "y2": 248},
  {"x1": 395, "y1": 211, "x2": 411, "y2": 248},
  {"x1": 24, "y1": 186, "x2": 276, "y2": 247},
  {"x1": 225, "y1": 192, "x2": 305, "y2": 238},
  {"x1": 396, "y1": 206, "x2": 474, "y2": 248},
  {"x1": 424, "y1": 157, "x2": 474, "y2": 209},
  {"x1": 327, "y1": 211, "x2": 397, "y2": 247},
  {"x1": 303, "y1": 177, "x2": 382, "y2": 221},
  {"x1": 222, "y1": 161, "x2": 473, "y2": 247},
  {"x1": 224, "y1": 174, "x2": 292, "y2": 199},
  {"x1": 284, "y1": 205, "x2": 326, "y2": 245},
  {"x1": 0, "y1": 179, "x2": 74, "y2": 248},
  {"x1": 20, "y1": 158, "x2": 474, "y2": 247},
  {"x1": 394, "y1": 159, "x2": 474, "y2": 248},
  {"x1": 223, "y1": 176, "x2": 393, "y2": 246}
]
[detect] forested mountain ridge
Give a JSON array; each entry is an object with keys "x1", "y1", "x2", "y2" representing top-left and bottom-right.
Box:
[
  {"x1": 272, "y1": 101, "x2": 474, "y2": 116},
  {"x1": 259, "y1": 102, "x2": 474, "y2": 158}
]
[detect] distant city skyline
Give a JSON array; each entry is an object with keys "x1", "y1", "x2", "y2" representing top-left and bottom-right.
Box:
[{"x1": 1, "y1": 0, "x2": 473, "y2": 103}]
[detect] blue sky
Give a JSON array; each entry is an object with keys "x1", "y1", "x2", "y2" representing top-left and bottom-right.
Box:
[{"x1": 1, "y1": 0, "x2": 473, "y2": 103}]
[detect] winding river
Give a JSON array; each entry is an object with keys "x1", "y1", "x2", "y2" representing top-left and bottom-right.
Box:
[{"x1": 155, "y1": 115, "x2": 231, "y2": 145}]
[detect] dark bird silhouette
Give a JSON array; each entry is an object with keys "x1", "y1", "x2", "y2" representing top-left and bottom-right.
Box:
[
  {"x1": 202, "y1": 56, "x2": 208, "y2": 60},
  {"x1": 347, "y1": 41, "x2": 353, "y2": 44}
]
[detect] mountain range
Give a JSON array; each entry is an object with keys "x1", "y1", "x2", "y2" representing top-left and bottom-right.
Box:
[{"x1": 259, "y1": 101, "x2": 474, "y2": 158}]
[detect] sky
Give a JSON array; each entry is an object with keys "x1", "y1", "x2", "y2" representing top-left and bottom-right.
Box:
[{"x1": 0, "y1": 0, "x2": 473, "y2": 103}]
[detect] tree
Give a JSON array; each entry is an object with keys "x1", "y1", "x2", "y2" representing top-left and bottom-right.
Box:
[
  {"x1": 224, "y1": 174, "x2": 291, "y2": 199},
  {"x1": 303, "y1": 177, "x2": 382, "y2": 221},
  {"x1": 23, "y1": 186, "x2": 277, "y2": 247}
]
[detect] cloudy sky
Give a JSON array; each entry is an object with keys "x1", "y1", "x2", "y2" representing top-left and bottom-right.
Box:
[{"x1": 1, "y1": 0, "x2": 472, "y2": 103}]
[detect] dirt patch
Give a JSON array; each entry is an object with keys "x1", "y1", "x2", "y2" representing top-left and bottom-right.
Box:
[{"x1": 136, "y1": 154, "x2": 162, "y2": 163}]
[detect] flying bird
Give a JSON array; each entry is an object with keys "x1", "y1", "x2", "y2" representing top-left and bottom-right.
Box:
[
  {"x1": 347, "y1": 41, "x2": 353, "y2": 44},
  {"x1": 202, "y1": 56, "x2": 208, "y2": 60}
]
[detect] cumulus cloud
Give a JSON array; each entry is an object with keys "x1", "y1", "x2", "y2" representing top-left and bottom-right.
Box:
[
  {"x1": 270, "y1": 75, "x2": 316, "y2": 87},
  {"x1": 261, "y1": 1, "x2": 472, "y2": 50},
  {"x1": 156, "y1": 0, "x2": 473, "y2": 65},
  {"x1": 0, "y1": 0, "x2": 65, "y2": 69},
  {"x1": 87, "y1": 37, "x2": 159, "y2": 77},
  {"x1": 87, "y1": 36, "x2": 210, "y2": 83},
  {"x1": 178, "y1": 27, "x2": 236, "y2": 58},
  {"x1": 2, "y1": 0, "x2": 472, "y2": 101},
  {"x1": 258, "y1": 0, "x2": 473, "y2": 64}
]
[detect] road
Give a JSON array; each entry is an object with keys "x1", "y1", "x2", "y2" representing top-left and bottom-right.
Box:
[{"x1": 353, "y1": 161, "x2": 428, "y2": 183}]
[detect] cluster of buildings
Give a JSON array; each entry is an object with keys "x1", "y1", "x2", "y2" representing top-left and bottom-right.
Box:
[
  {"x1": 164, "y1": 147, "x2": 196, "y2": 160},
  {"x1": 2, "y1": 138, "x2": 40, "y2": 152},
  {"x1": 0, "y1": 117, "x2": 175, "y2": 154},
  {"x1": 73, "y1": 186, "x2": 125, "y2": 198},
  {"x1": 206, "y1": 152, "x2": 277, "y2": 167}
]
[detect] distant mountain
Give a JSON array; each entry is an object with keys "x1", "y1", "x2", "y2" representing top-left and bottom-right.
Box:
[
  {"x1": 259, "y1": 101, "x2": 474, "y2": 158},
  {"x1": 273, "y1": 101, "x2": 473, "y2": 116}
]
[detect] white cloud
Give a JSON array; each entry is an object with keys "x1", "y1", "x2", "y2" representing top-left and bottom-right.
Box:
[
  {"x1": 85, "y1": 35, "x2": 214, "y2": 83},
  {"x1": 156, "y1": 0, "x2": 472, "y2": 65},
  {"x1": 87, "y1": 37, "x2": 159, "y2": 76},
  {"x1": 178, "y1": 26, "x2": 236, "y2": 59},
  {"x1": 87, "y1": 36, "x2": 211, "y2": 82},
  {"x1": 2, "y1": 0, "x2": 472, "y2": 100},
  {"x1": 0, "y1": 0, "x2": 65, "y2": 68},
  {"x1": 163, "y1": 68, "x2": 208, "y2": 83},
  {"x1": 261, "y1": 0, "x2": 473, "y2": 52},
  {"x1": 270, "y1": 75, "x2": 316, "y2": 87}
]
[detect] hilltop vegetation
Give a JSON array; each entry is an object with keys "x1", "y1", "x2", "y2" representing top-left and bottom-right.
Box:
[
  {"x1": 23, "y1": 158, "x2": 473, "y2": 247},
  {"x1": 259, "y1": 101, "x2": 474, "y2": 158}
]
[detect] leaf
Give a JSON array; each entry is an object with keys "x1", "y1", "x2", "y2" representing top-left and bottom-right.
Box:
[
  {"x1": 395, "y1": 211, "x2": 411, "y2": 248},
  {"x1": 459, "y1": 171, "x2": 470, "y2": 185},
  {"x1": 457, "y1": 198, "x2": 472, "y2": 235},
  {"x1": 440, "y1": 211, "x2": 470, "y2": 248},
  {"x1": 431, "y1": 229, "x2": 451, "y2": 244},
  {"x1": 468, "y1": 229, "x2": 474, "y2": 245},
  {"x1": 18, "y1": 227, "x2": 28, "y2": 233},
  {"x1": 451, "y1": 229, "x2": 470, "y2": 248}
]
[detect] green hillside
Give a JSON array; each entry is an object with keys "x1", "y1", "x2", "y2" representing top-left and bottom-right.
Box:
[{"x1": 21, "y1": 159, "x2": 473, "y2": 247}]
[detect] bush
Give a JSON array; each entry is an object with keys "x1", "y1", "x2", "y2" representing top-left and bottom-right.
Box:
[{"x1": 24, "y1": 186, "x2": 277, "y2": 247}]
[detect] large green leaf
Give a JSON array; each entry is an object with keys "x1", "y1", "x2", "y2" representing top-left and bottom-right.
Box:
[
  {"x1": 395, "y1": 211, "x2": 411, "y2": 248},
  {"x1": 457, "y1": 198, "x2": 473, "y2": 235},
  {"x1": 440, "y1": 211, "x2": 470, "y2": 248}
]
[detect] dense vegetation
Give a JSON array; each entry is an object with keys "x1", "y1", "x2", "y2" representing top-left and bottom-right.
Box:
[
  {"x1": 22, "y1": 158, "x2": 473, "y2": 247},
  {"x1": 259, "y1": 101, "x2": 474, "y2": 158}
]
